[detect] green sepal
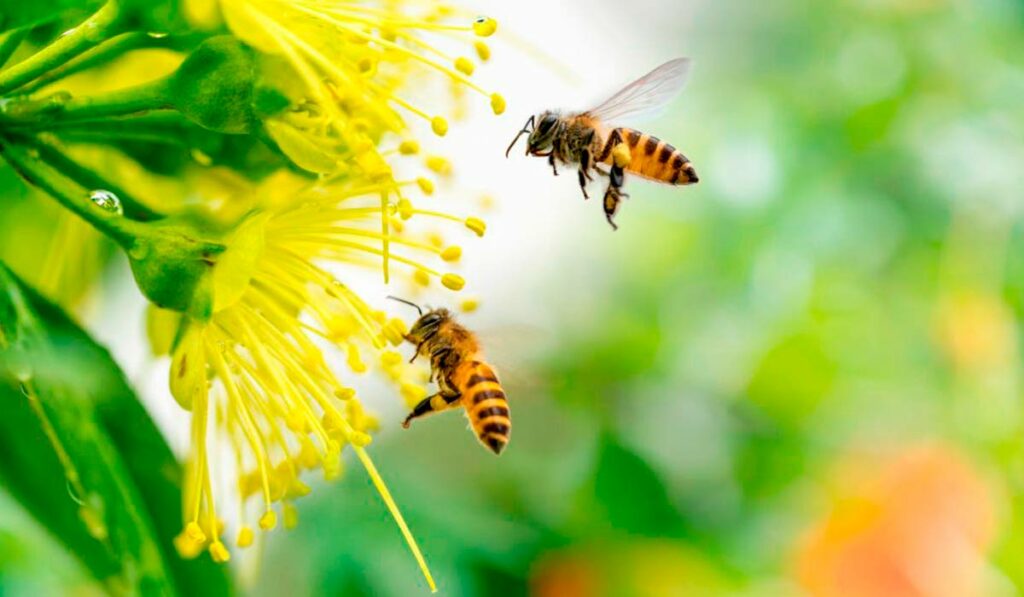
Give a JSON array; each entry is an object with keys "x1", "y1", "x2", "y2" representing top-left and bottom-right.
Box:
[
  {"x1": 125, "y1": 218, "x2": 225, "y2": 321},
  {"x1": 169, "y1": 36, "x2": 260, "y2": 134}
]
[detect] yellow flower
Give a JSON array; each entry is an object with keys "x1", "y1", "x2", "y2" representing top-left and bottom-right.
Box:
[{"x1": 165, "y1": 174, "x2": 486, "y2": 589}]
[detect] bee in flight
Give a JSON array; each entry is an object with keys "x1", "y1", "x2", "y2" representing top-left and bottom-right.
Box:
[
  {"x1": 389, "y1": 297, "x2": 511, "y2": 455},
  {"x1": 506, "y1": 58, "x2": 699, "y2": 229}
]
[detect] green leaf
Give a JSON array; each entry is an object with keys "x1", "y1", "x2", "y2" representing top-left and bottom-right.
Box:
[{"x1": 0, "y1": 263, "x2": 231, "y2": 595}]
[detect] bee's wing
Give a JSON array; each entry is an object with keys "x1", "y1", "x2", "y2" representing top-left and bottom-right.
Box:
[{"x1": 585, "y1": 58, "x2": 692, "y2": 124}]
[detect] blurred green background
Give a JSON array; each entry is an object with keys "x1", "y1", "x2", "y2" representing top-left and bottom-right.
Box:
[{"x1": 3, "y1": 0, "x2": 1024, "y2": 595}]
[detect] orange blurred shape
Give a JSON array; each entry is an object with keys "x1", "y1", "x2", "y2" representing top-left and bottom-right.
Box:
[
  {"x1": 532, "y1": 552, "x2": 600, "y2": 597},
  {"x1": 795, "y1": 445, "x2": 996, "y2": 597}
]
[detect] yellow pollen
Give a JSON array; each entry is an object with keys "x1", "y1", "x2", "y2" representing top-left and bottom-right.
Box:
[
  {"x1": 259, "y1": 510, "x2": 278, "y2": 531},
  {"x1": 473, "y1": 16, "x2": 497, "y2": 37},
  {"x1": 474, "y1": 41, "x2": 490, "y2": 61},
  {"x1": 347, "y1": 342, "x2": 368, "y2": 373},
  {"x1": 399, "y1": 139, "x2": 420, "y2": 155},
  {"x1": 490, "y1": 93, "x2": 506, "y2": 115},
  {"x1": 465, "y1": 217, "x2": 486, "y2": 237},
  {"x1": 413, "y1": 270, "x2": 431, "y2": 286},
  {"x1": 612, "y1": 143, "x2": 632, "y2": 168},
  {"x1": 441, "y1": 246, "x2": 462, "y2": 262},
  {"x1": 454, "y1": 56, "x2": 475, "y2": 75},
  {"x1": 417, "y1": 177, "x2": 435, "y2": 195},
  {"x1": 289, "y1": 479, "x2": 312, "y2": 498},
  {"x1": 442, "y1": 273, "x2": 465, "y2": 291},
  {"x1": 431, "y1": 116, "x2": 448, "y2": 136},
  {"x1": 209, "y1": 541, "x2": 231, "y2": 563},
  {"x1": 461, "y1": 297, "x2": 480, "y2": 313},
  {"x1": 237, "y1": 527, "x2": 255, "y2": 548}
]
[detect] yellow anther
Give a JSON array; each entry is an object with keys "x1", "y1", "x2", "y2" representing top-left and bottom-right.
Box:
[
  {"x1": 441, "y1": 246, "x2": 462, "y2": 262},
  {"x1": 346, "y1": 343, "x2": 367, "y2": 373},
  {"x1": 381, "y1": 350, "x2": 404, "y2": 367},
  {"x1": 401, "y1": 382, "x2": 427, "y2": 404},
  {"x1": 399, "y1": 139, "x2": 420, "y2": 155},
  {"x1": 417, "y1": 177, "x2": 435, "y2": 195},
  {"x1": 237, "y1": 527, "x2": 255, "y2": 548},
  {"x1": 323, "y1": 410, "x2": 344, "y2": 432},
  {"x1": 259, "y1": 510, "x2": 278, "y2": 531},
  {"x1": 357, "y1": 57, "x2": 377, "y2": 74},
  {"x1": 372, "y1": 309, "x2": 388, "y2": 324},
  {"x1": 285, "y1": 409, "x2": 308, "y2": 433},
  {"x1": 425, "y1": 156, "x2": 453, "y2": 176},
  {"x1": 473, "y1": 16, "x2": 497, "y2": 37},
  {"x1": 490, "y1": 93, "x2": 506, "y2": 115},
  {"x1": 283, "y1": 503, "x2": 299, "y2": 530},
  {"x1": 334, "y1": 387, "x2": 356, "y2": 401},
  {"x1": 174, "y1": 532, "x2": 204, "y2": 559},
  {"x1": 185, "y1": 521, "x2": 207, "y2": 544},
  {"x1": 289, "y1": 479, "x2": 312, "y2": 498},
  {"x1": 398, "y1": 198, "x2": 414, "y2": 220},
  {"x1": 461, "y1": 297, "x2": 480, "y2": 313},
  {"x1": 431, "y1": 116, "x2": 448, "y2": 136},
  {"x1": 349, "y1": 431, "x2": 373, "y2": 447},
  {"x1": 323, "y1": 447, "x2": 343, "y2": 480},
  {"x1": 454, "y1": 57, "x2": 475, "y2": 75},
  {"x1": 298, "y1": 437, "x2": 321, "y2": 469},
  {"x1": 427, "y1": 232, "x2": 444, "y2": 248},
  {"x1": 209, "y1": 541, "x2": 231, "y2": 563},
  {"x1": 442, "y1": 274, "x2": 466, "y2": 291},
  {"x1": 384, "y1": 318, "x2": 409, "y2": 346},
  {"x1": 474, "y1": 41, "x2": 491, "y2": 61},
  {"x1": 413, "y1": 270, "x2": 431, "y2": 287},
  {"x1": 465, "y1": 217, "x2": 486, "y2": 237}
]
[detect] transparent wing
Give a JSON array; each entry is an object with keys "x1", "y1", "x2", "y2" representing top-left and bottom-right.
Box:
[{"x1": 586, "y1": 58, "x2": 692, "y2": 123}]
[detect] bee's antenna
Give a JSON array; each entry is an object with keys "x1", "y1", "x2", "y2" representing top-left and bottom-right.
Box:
[
  {"x1": 505, "y1": 115, "x2": 535, "y2": 158},
  {"x1": 386, "y1": 295, "x2": 423, "y2": 316}
]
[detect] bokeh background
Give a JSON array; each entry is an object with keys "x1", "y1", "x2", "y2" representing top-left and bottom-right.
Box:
[{"x1": 3, "y1": 0, "x2": 1024, "y2": 595}]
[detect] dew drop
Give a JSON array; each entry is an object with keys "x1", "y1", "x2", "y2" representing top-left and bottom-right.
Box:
[
  {"x1": 89, "y1": 189, "x2": 123, "y2": 215},
  {"x1": 147, "y1": 31, "x2": 169, "y2": 39}
]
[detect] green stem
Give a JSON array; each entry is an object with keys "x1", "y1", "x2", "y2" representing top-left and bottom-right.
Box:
[
  {"x1": 0, "y1": 28, "x2": 28, "y2": 69},
  {"x1": 19, "y1": 31, "x2": 203, "y2": 95},
  {"x1": 0, "y1": 0, "x2": 124, "y2": 95},
  {"x1": 0, "y1": 79, "x2": 172, "y2": 128},
  {"x1": 0, "y1": 136, "x2": 143, "y2": 248},
  {"x1": 20, "y1": 134, "x2": 163, "y2": 221}
]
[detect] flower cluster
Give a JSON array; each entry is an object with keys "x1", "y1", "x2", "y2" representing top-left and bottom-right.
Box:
[{"x1": 0, "y1": 0, "x2": 504, "y2": 587}]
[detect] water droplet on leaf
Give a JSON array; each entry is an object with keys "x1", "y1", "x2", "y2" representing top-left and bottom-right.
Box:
[{"x1": 89, "y1": 189, "x2": 123, "y2": 215}]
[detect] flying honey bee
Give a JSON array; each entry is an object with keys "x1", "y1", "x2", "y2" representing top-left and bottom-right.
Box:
[
  {"x1": 506, "y1": 58, "x2": 699, "y2": 229},
  {"x1": 389, "y1": 297, "x2": 511, "y2": 455}
]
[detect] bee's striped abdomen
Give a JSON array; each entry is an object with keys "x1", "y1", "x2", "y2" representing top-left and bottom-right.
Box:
[
  {"x1": 459, "y1": 361, "x2": 510, "y2": 454},
  {"x1": 603, "y1": 127, "x2": 698, "y2": 185}
]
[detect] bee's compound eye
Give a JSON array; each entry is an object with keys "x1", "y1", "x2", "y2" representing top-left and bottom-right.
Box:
[{"x1": 538, "y1": 114, "x2": 557, "y2": 133}]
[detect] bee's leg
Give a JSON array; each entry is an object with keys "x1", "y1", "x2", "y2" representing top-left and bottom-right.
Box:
[
  {"x1": 577, "y1": 149, "x2": 592, "y2": 199},
  {"x1": 402, "y1": 391, "x2": 461, "y2": 428},
  {"x1": 602, "y1": 165, "x2": 626, "y2": 230},
  {"x1": 548, "y1": 153, "x2": 558, "y2": 176}
]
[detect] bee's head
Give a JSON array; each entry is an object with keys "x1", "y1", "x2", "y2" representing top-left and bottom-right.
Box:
[
  {"x1": 527, "y1": 111, "x2": 560, "y2": 153},
  {"x1": 506, "y1": 111, "x2": 560, "y2": 158},
  {"x1": 388, "y1": 296, "x2": 454, "y2": 344},
  {"x1": 407, "y1": 308, "x2": 452, "y2": 343}
]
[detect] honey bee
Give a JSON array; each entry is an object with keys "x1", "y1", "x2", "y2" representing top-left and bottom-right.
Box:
[
  {"x1": 389, "y1": 297, "x2": 511, "y2": 455},
  {"x1": 506, "y1": 58, "x2": 699, "y2": 230}
]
